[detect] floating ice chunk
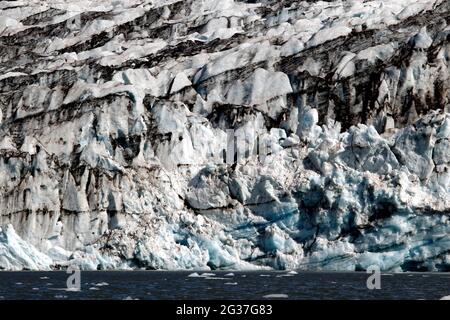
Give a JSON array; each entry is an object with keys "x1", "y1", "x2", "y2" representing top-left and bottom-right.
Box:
[
  {"x1": 440, "y1": 295, "x2": 450, "y2": 300},
  {"x1": 263, "y1": 294, "x2": 289, "y2": 299},
  {"x1": 188, "y1": 272, "x2": 202, "y2": 278},
  {"x1": 225, "y1": 282, "x2": 238, "y2": 285},
  {"x1": 95, "y1": 282, "x2": 109, "y2": 287},
  {"x1": 201, "y1": 273, "x2": 216, "y2": 277},
  {"x1": 224, "y1": 273, "x2": 235, "y2": 277}
]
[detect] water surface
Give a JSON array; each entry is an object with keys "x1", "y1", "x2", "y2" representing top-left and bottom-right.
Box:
[{"x1": 0, "y1": 271, "x2": 449, "y2": 300}]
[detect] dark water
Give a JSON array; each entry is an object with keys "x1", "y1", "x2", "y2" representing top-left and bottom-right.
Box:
[{"x1": 0, "y1": 271, "x2": 449, "y2": 300}]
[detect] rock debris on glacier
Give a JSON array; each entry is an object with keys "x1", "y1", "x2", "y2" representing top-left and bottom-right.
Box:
[{"x1": 0, "y1": 0, "x2": 449, "y2": 271}]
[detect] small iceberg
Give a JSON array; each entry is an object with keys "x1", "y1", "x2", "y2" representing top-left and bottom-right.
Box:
[
  {"x1": 187, "y1": 272, "x2": 202, "y2": 278},
  {"x1": 201, "y1": 273, "x2": 215, "y2": 277},
  {"x1": 263, "y1": 294, "x2": 289, "y2": 299},
  {"x1": 278, "y1": 270, "x2": 298, "y2": 277},
  {"x1": 95, "y1": 282, "x2": 109, "y2": 287},
  {"x1": 188, "y1": 272, "x2": 217, "y2": 278}
]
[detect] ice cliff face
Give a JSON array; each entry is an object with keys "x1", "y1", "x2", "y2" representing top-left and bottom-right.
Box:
[{"x1": 0, "y1": 0, "x2": 449, "y2": 271}]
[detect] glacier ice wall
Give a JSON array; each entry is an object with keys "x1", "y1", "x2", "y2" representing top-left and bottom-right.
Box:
[{"x1": 0, "y1": 0, "x2": 449, "y2": 271}]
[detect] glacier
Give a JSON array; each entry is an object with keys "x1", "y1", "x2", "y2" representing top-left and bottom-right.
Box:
[{"x1": 0, "y1": 0, "x2": 449, "y2": 271}]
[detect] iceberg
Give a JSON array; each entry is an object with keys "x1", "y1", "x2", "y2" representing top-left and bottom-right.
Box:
[{"x1": 0, "y1": 0, "x2": 449, "y2": 272}]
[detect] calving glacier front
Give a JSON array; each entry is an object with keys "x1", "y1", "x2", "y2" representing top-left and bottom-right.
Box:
[{"x1": 0, "y1": 0, "x2": 449, "y2": 271}]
